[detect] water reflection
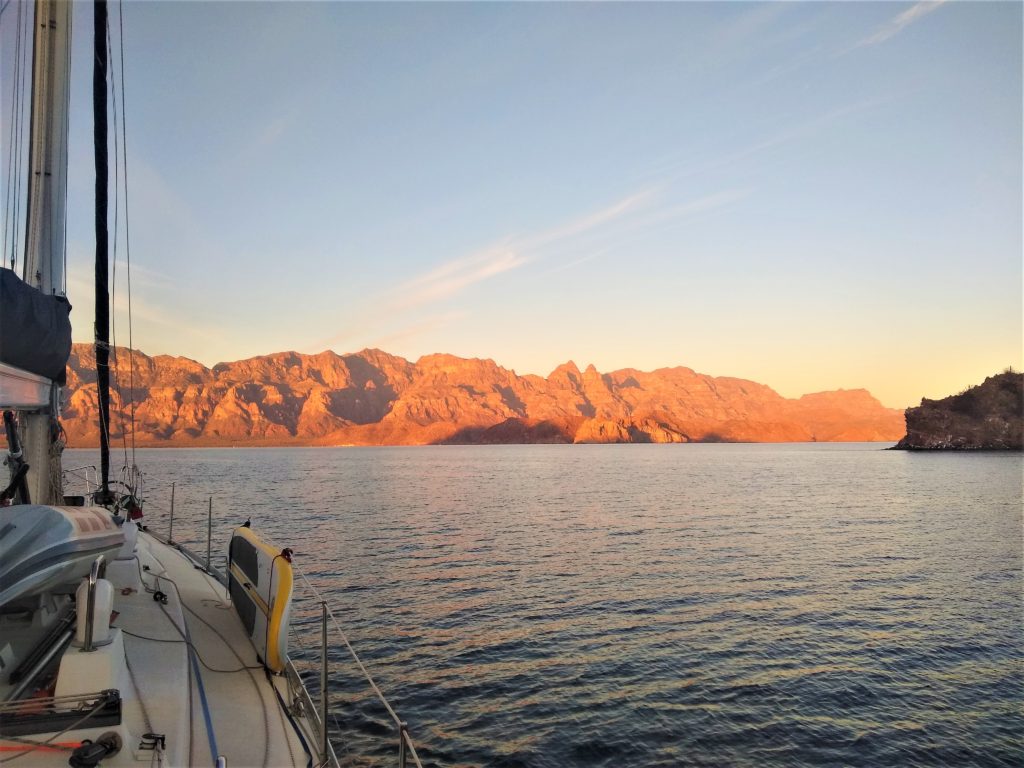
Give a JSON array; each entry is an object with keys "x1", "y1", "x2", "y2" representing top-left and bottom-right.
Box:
[{"x1": 66, "y1": 444, "x2": 1023, "y2": 767}]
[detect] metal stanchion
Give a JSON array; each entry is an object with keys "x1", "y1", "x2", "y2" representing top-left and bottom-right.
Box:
[
  {"x1": 206, "y1": 496, "x2": 213, "y2": 571},
  {"x1": 321, "y1": 601, "x2": 329, "y2": 760},
  {"x1": 82, "y1": 555, "x2": 106, "y2": 652},
  {"x1": 399, "y1": 722, "x2": 409, "y2": 768},
  {"x1": 168, "y1": 482, "x2": 175, "y2": 543}
]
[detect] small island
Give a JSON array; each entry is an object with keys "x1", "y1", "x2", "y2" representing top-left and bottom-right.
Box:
[{"x1": 894, "y1": 370, "x2": 1023, "y2": 450}]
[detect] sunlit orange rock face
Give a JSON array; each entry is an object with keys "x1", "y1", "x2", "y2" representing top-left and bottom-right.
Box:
[{"x1": 62, "y1": 344, "x2": 904, "y2": 447}]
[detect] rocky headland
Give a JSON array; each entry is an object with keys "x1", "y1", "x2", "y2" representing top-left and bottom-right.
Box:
[
  {"x1": 894, "y1": 371, "x2": 1023, "y2": 450},
  {"x1": 62, "y1": 343, "x2": 905, "y2": 447}
]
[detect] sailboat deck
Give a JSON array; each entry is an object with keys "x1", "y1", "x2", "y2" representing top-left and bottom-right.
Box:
[
  {"x1": 122, "y1": 533, "x2": 312, "y2": 767},
  {"x1": 1, "y1": 531, "x2": 314, "y2": 767}
]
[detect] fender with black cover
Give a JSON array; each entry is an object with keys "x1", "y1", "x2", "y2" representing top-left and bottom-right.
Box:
[{"x1": 227, "y1": 525, "x2": 293, "y2": 673}]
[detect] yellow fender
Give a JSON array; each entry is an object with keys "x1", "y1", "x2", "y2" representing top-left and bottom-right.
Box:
[{"x1": 227, "y1": 525, "x2": 293, "y2": 673}]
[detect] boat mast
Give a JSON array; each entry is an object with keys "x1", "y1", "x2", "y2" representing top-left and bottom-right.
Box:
[
  {"x1": 23, "y1": 0, "x2": 71, "y2": 296},
  {"x1": 94, "y1": 0, "x2": 113, "y2": 504},
  {"x1": 20, "y1": 0, "x2": 72, "y2": 506}
]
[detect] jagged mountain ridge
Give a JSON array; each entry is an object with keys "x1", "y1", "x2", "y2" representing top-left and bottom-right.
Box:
[{"x1": 62, "y1": 343, "x2": 904, "y2": 446}]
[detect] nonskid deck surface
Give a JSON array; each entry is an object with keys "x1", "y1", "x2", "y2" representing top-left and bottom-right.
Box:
[
  {"x1": 124, "y1": 533, "x2": 311, "y2": 767},
  {"x1": 2, "y1": 532, "x2": 312, "y2": 767}
]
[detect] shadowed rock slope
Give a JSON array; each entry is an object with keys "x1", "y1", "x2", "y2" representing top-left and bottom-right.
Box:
[
  {"x1": 63, "y1": 344, "x2": 904, "y2": 447},
  {"x1": 894, "y1": 371, "x2": 1023, "y2": 450}
]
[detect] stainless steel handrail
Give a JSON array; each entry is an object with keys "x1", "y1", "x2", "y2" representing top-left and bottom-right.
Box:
[
  {"x1": 320, "y1": 601, "x2": 329, "y2": 761},
  {"x1": 206, "y1": 496, "x2": 213, "y2": 571},
  {"x1": 168, "y1": 482, "x2": 175, "y2": 543},
  {"x1": 5, "y1": 625, "x2": 75, "y2": 702},
  {"x1": 82, "y1": 555, "x2": 106, "y2": 652}
]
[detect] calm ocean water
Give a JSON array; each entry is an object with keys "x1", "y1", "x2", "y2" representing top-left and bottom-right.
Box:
[{"x1": 66, "y1": 444, "x2": 1023, "y2": 767}]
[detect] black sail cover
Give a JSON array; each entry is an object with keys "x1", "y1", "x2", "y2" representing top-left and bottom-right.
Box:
[{"x1": 0, "y1": 268, "x2": 72, "y2": 384}]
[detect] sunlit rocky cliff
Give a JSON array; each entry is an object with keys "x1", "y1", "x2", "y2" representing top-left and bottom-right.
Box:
[
  {"x1": 894, "y1": 371, "x2": 1023, "y2": 450},
  {"x1": 62, "y1": 344, "x2": 904, "y2": 447}
]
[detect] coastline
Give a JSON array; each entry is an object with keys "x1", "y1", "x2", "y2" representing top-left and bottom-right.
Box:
[{"x1": 65, "y1": 439, "x2": 902, "y2": 450}]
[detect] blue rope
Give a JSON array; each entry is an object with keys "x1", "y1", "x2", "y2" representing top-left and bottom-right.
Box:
[{"x1": 183, "y1": 618, "x2": 219, "y2": 764}]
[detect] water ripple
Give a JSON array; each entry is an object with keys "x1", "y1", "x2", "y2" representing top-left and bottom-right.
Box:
[{"x1": 66, "y1": 443, "x2": 1023, "y2": 767}]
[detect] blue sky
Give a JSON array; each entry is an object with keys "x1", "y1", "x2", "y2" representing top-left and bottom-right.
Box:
[{"x1": 2, "y1": 1, "x2": 1021, "y2": 407}]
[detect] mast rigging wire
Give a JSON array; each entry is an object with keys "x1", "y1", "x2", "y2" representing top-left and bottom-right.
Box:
[
  {"x1": 3, "y1": 0, "x2": 27, "y2": 273},
  {"x1": 105, "y1": 10, "x2": 129, "y2": 467},
  {"x1": 117, "y1": 0, "x2": 138, "y2": 463},
  {"x1": 12, "y1": 0, "x2": 30, "y2": 278},
  {"x1": 104, "y1": 1, "x2": 139, "y2": 473}
]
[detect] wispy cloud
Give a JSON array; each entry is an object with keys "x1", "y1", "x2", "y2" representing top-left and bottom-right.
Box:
[
  {"x1": 313, "y1": 182, "x2": 749, "y2": 352},
  {"x1": 65, "y1": 257, "x2": 216, "y2": 344},
  {"x1": 523, "y1": 188, "x2": 750, "y2": 276},
  {"x1": 367, "y1": 311, "x2": 469, "y2": 351},
  {"x1": 312, "y1": 190, "x2": 658, "y2": 350},
  {"x1": 127, "y1": 158, "x2": 206, "y2": 249},
  {"x1": 519, "y1": 190, "x2": 654, "y2": 251},
  {"x1": 546, "y1": 249, "x2": 609, "y2": 275},
  {"x1": 643, "y1": 97, "x2": 888, "y2": 183},
  {"x1": 110, "y1": 261, "x2": 173, "y2": 289},
  {"x1": 390, "y1": 247, "x2": 528, "y2": 310},
  {"x1": 253, "y1": 114, "x2": 292, "y2": 149},
  {"x1": 646, "y1": 189, "x2": 750, "y2": 223},
  {"x1": 234, "y1": 113, "x2": 296, "y2": 167},
  {"x1": 849, "y1": 1, "x2": 947, "y2": 51},
  {"x1": 386, "y1": 189, "x2": 653, "y2": 313},
  {"x1": 709, "y1": 2, "x2": 794, "y2": 53},
  {"x1": 564, "y1": 188, "x2": 752, "y2": 258}
]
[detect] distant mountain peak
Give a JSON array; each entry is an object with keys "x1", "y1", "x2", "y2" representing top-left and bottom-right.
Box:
[{"x1": 550, "y1": 360, "x2": 581, "y2": 376}]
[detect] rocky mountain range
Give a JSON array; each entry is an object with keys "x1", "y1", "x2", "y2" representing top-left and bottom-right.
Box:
[{"x1": 61, "y1": 344, "x2": 905, "y2": 447}]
